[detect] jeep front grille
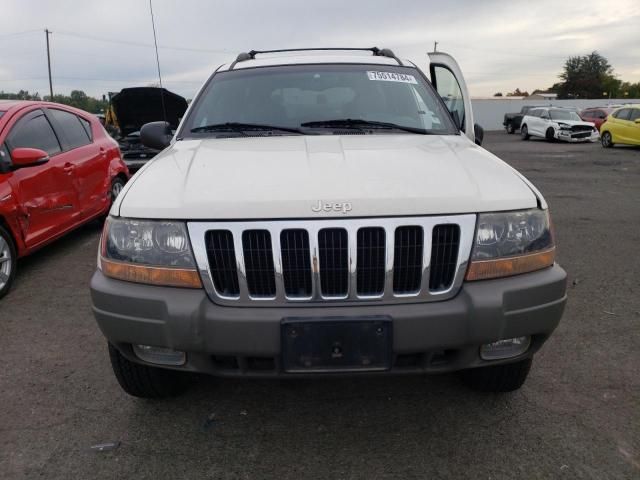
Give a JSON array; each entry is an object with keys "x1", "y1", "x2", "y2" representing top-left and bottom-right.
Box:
[
  {"x1": 429, "y1": 224, "x2": 461, "y2": 291},
  {"x1": 242, "y1": 230, "x2": 276, "y2": 297},
  {"x1": 393, "y1": 226, "x2": 424, "y2": 294},
  {"x1": 189, "y1": 215, "x2": 475, "y2": 306},
  {"x1": 280, "y1": 229, "x2": 312, "y2": 298}
]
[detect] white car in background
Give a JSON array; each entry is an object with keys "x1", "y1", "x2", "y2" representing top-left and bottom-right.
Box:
[{"x1": 520, "y1": 107, "x2": 599, "y2": 143}]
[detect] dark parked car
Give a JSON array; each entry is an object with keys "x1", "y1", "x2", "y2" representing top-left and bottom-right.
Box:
[
  {"x1": 0, "y1": 100, "x2": 129, "y2": 298},
  {"x1": 110, "y1": 87, "x2": 187, "y2": 171},
  {"x1": 503, "y1": 105, "x2": 535, "y2": 134}
]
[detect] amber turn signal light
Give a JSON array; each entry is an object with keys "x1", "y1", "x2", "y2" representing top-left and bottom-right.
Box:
[
  {"x1": 465, "y1": 248, "x2": 555, "y2": 281},
  {"x1": 100, "y1": 258, "x2": 203, "y2": 289}
]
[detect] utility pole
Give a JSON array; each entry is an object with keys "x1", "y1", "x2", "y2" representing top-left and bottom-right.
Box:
[
  {"x1": 433, "y1": 41, "x2": 438, "y2": 52},
  {"x1": 45, "y1": 29, "x2": 53, "y2": 100}
]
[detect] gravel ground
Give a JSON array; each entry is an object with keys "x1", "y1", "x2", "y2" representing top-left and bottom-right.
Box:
[{"x1": 1, "y1": 132, "x2": 638, "y2": 479}]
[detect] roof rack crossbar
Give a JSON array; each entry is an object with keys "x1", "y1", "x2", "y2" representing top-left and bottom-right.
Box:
[{"x1": 228, "y1": 47, "x2": 403, "y2": 70}]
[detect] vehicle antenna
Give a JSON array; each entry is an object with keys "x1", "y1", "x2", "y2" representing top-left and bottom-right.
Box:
[{"x1": 148, "y1": 0, "x2": 168, "y2": 126}]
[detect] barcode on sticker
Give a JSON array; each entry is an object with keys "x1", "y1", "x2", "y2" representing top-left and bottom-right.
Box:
[{"x1": 367, "y1": 71, "x2": 417, "y2": 84}]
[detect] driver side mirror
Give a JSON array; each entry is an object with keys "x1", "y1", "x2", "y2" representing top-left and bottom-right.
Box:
[
  {"x1": 474, "y1": 124, "x2": 484, "y2": 146},
  {"x1": 140, "y1": 121, "x2": 172, "y2": 150},
  {"x1": 11, "y1": 148, "x2": 49, "y2": 170},
  {"x1": 541, "y1": 115, "x2": 550, "y2": 120}
]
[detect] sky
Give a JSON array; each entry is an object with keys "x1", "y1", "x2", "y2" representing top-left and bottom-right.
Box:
[{"x1": 1, "y1": 0, "x2": 639, "y2": 99}]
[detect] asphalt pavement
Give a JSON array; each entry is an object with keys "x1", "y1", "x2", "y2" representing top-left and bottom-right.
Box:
[{"x1": 1, "y1": 132, "x2": 638, "y2": 479}]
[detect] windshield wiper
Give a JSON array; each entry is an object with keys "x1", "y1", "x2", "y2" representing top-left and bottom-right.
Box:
[
  {"x1": 190, "y1": 122, "x2": 306, "y2": 135},
  {"x1": 300, "y1": 118, "x2": 428, "y2": 134}
]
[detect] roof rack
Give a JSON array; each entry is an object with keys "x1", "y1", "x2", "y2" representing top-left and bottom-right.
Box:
[{"x1": 228, "y1": 47, "x2": 403, "y2": 70}]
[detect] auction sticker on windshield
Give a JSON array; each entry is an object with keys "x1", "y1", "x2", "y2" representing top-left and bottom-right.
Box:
[{"x1": 367, "y1": 71, "x2": 418, "y2": 84}]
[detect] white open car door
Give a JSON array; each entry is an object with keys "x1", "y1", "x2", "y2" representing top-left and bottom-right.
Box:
[{"x1": 428, "y1": 52, "x2": 476, "y2": 143}]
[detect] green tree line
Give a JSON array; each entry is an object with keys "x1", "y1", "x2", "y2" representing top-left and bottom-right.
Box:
[{"x1": 0, "y1": 89, "x2": 109, "y2": 113}]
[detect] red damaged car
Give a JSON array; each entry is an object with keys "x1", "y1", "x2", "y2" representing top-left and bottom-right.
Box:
[{"x1": 0, "y1": 101, "x2": 129, "y2": 298}]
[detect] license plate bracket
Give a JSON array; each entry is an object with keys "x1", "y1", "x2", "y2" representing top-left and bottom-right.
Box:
[{"x1": 281, "y1": 316, "x2": 392, "y2": 373}]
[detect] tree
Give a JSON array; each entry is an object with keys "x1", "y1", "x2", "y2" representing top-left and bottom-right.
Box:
[
  {"x1": 506, "y1": 88, "x2": 529, "y2": 97},
  {"x1": 556, "y1": 51, "x2": 616, "y2": 99},
  {"x1": 0, "y1": 90, "x2": 40, "y2": 100},
  {"x1": 44, "y1": 90, "x2": 109, "y2": 113},
  {"x1": 493, "y1": 92, "x2": 503, "y2": 97}
]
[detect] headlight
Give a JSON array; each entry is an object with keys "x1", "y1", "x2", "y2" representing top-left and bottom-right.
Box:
[
  {"x1": 466, "y1": 209, "x2": 555, "y2": 281},
  {"x1": 557, "y1": 123, "x2": 571, "y2": 130},
  {"x1": 99, "y1": 217, "x2": 202, "y2": 288}
]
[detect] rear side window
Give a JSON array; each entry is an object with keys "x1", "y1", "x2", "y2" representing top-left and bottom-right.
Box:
[
  {"x1": 79, "y1": 116, "x2": 93, "y2": 140},
  {"x1": 0, "y1": 143, "x2": 10, "y2": 168},
  {"x1": 9, "y1": 112, "x2": 61, "y2": 156},
  {"x1": 49, "y1": 109, "x2": 91, "y2": 149},
  {"x1": 629, "y1": 109, "x2": 640, "y2": 121}
]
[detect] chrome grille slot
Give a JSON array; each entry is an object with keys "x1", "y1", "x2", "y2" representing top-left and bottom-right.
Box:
[
  {"x1": 204, "y1": 230, "x2": 240, "y2": 297},
  {"x1": 242, "y1": 230, "x2": 276, "y2": 297},
  {"x1": 357, "y1": 227, "x2": 386, "y2": 296},
  {"x1": 318, "y1": 228, "x2": 349, "y2": 297},
  {"x1": 429, "y1": 224, "x2": 460, "y2": 291},
  {"x1": 393, "y1": 226, "x2": 424, "y2": 294},
  {"x1": 188, "y1": 214, "x2": 475, "y2": 306},
  {"x1": 280, "y1": 229, "x2": 312, "y2": 298}
]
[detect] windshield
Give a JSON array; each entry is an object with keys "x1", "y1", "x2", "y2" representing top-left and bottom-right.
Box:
[
  {"x1": 181, "y1": 64, "x2": 457, "y2": 137},
  {"x1": 549, "y1": 110, "x2": 581, "y2": 121},
  {"x1": 0, "y1": 111, "x2": 5, "y2": 119}
]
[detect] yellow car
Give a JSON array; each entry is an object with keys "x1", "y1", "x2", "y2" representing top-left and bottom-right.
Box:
[{"x1": 600, "y1": 105, "x2": 640, "y2": 147}]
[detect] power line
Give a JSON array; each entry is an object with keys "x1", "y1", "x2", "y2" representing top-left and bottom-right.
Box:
[
  {"x1": 0, "y1": 29, "x2": 40, "y2": 39},
  {"x1": 54, "y1": 30, "x2": 229, "y2": 54}
]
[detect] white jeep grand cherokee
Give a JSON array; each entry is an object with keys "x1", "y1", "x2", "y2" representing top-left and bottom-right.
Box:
[{"x1": 91, "y1": 48, "x2": 567, "y2": 398}]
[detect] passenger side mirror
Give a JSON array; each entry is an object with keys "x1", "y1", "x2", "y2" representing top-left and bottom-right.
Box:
[
  {"x1": 140, "y1": 121, "x2": 172, "y2": 150},
  {"x1": 474, "y1": 124, "x2": 484, "y2": 146},
  {"x1": 11, "y1": 148, "x2": 49, "y2": 169}
]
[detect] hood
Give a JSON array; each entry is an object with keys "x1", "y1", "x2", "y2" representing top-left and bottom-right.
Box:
[
  {"x1": 111, "y1": 87, "x2": 188, "y2": 137},
  {"x1": 553, "y1": 119, "x2": 594, "y2": 127},
  {"x1": 116, "y1": 134, "x2": 539, "y2": 219}
]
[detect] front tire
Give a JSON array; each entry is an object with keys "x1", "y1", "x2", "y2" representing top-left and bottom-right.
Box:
[
  {"x1": 110, "y1": 177, "x2": 126, "y2": 202},
  {"x1": 545, "y1": 127, "x2": 556, "y2": 142},
  {"x1": 601, "y1": 131, "x2": 614, "y2": 148},
  {"x1": 0, "y1": 225, "x2": 17, "y2": 299},
  {"x1": 506, "y1": 123, "x2": 515, "y2": 134},
  {"x1": 461, "y1": 358, "x2": 532, "y2": 392},
  {"x1": 108, "y1": 343, "x2": 191, "y2": 398},
  {"x1": 521, "y1": 124, "x2": 530, "y2": 140}
]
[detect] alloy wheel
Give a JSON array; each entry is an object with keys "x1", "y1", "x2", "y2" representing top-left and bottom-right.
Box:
[
  {"x1": 0, "y1": 235, "x2": 12, "y2": 290},
  {"x1": 112, "y1": 179, "x2": 125, "y2": 199}
]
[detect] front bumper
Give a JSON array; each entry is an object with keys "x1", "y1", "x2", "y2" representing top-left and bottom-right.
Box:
[
  {"x1": 91, "y1": 264, "x2": 567, "y2": 377},
  {"x1": 556, "y1": 129, "x2": 600, "y2": 143}
]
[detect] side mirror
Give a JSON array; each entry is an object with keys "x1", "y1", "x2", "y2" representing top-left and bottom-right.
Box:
[
  {"x1": 11, "y1": 148, "x2": 49, "y2": 169},
  {"x1": 474, "y1": 123, "x2": 484, "y2": 146},
  {"x1": 140, "y1": 121, "x2": 172, "y2": 150},
  {"x1": 541, "y1": 115, "x2": 550, "y2": 120},
  {"x1": 635, "y1": 118, "x2": 640, "y2": 124}
]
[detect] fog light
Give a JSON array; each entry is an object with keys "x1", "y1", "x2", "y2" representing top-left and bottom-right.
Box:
[
  {"x1": 133, "y1": 344, "x2": 186, "y2": 366},
  {"x1": 480, "y1": 336, "x2": 530, "y2": 360}
]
